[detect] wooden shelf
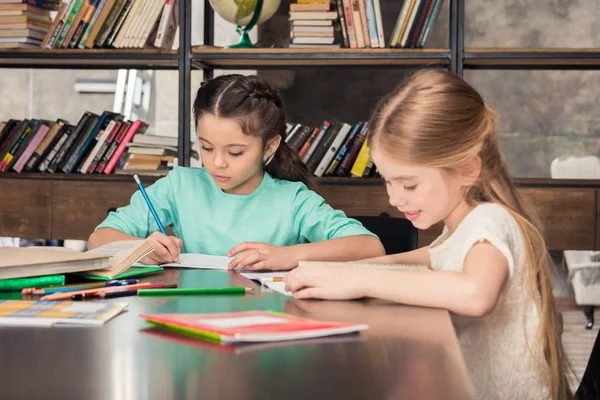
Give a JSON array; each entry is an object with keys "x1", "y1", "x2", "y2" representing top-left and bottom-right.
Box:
[
  {"x1": 464, "y1": 48, "x2": 600, "y2": 69},
  {"x1": 191, "y1": 46, "x2": 450, "y2": 68},
  {"x1": 0, "y1": 49, "x2": 179, "y2": 69},
  {"x1": 2, "y1": 172, "x2": 600, "y2": 189}
]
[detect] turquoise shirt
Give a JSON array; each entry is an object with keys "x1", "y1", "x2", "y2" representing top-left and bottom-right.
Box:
[{"x1": 96, "y1": 167, "x2": 375, "y2": 255}]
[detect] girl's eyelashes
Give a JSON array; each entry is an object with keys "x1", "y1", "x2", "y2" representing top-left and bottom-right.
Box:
[
  {"x1": 200, "y1": 146, "x2": 243, "y2": 157},
  {"x1": 404, "y1": 185, "x2": 417, "y2": 191}
]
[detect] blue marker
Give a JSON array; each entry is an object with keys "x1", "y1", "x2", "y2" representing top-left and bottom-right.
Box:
[{"x1": 133, "y1": 174, "x2": 167, "y2": 235}]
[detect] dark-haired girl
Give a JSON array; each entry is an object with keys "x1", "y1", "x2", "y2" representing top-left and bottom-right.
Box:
[{"x1": 89, "y1": 74, "x2": 384, "y2": 269}]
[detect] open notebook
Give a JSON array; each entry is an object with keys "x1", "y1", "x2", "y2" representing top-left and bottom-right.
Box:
[
  {"x1": 82, "y1": 240, "x2": 155, "y2": 279},
  {"x1": 161, "y1": 254, "x2": 232, "y2": 270},
  {"x1": 140, "y1": 310, "x2": 368, "y2": 344}
]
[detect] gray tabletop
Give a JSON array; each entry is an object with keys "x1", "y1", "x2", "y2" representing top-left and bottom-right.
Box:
[{"x1": 0, "y1": 269, "x2": 474, "y2": 400}]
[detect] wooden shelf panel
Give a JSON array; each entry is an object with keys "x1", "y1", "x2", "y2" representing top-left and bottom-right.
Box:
[
  {"x1": 191, "y1": 47, "x2": 450, "y2": 68},
  {"x1": 2, "y1": 173, "x2": 600, "y2": 189},
  {"x1": 0, "y1": 49, "x2": 179, "y2": 69},
  {"x1": 464, "y1": 48, "x2": 600, "y2": 68}
]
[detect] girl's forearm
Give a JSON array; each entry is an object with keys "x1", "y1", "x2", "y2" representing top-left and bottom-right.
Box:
[
  {"x1": 87, "y1": 228, "x2": 140, "y2": 249},
  {"x1": 361, "y1": 268, "x2": 490, "y2": 317},
  {"x1": 293, "y1": 235, "x2": 385, "y2": 263},
  {"x1": 358, "y1": 246, "x2": 431, "y2": 266}
]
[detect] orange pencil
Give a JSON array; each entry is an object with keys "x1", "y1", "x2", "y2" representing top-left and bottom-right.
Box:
[{"x1": 272, "y1": 277, "x2": 285, "y2": 282}]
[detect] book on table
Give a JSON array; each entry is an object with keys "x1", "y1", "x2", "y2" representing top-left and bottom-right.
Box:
[
  {"x1": 140, "y1": 310, "x2": 369, "y2": 344},
  {"x1": 0, "y1": 300, "x2": 127, "y2": 326},
  {"x1": 0, "y1": 239, "x2": 154, "y2": 280}
]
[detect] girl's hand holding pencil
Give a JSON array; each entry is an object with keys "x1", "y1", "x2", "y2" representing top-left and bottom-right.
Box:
[{"x1": 139, "y1": 231, "x2": 183, "y2": 265}]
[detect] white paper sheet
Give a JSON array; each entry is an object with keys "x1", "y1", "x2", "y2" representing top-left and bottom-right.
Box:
[
  {"x1": 240, "y1": 272, "x2": 292, "y2": 296},
  {"x1": 161, "y1": 254, "x2": 233, "y2": 270}
]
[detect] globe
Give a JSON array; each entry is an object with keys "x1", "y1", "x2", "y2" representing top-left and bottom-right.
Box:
[{"x1": 209, "y1": 0, "x2": 281, "y2": 48}]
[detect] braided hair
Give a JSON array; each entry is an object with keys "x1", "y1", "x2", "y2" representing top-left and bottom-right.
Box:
[{"x1": 193, "y1": 74, "x2": 312, "y2": 188}]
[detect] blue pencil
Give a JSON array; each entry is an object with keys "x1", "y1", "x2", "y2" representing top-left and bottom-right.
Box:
[{"x1": 133, "y1": 174, "x2": 167, "y2": 235}]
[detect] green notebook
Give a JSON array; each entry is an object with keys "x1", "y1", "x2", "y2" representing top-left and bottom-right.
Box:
[{"x1": 80, "y1": 266, "x2": 164, "y2": 281}]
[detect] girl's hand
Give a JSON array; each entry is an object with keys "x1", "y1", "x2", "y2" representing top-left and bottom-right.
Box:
[
  {"x1": 227, "y1": 242, "x2": 299, "y2": 271},
  {"x1": 140, "y1": 231, "x2": 183, "y2": 265},
  {"x1": 285, "y1": 265, "x2": 367, "y2": 300}
]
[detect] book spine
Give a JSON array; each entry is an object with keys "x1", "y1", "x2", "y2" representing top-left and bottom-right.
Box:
[
  {"x1": 70, "y1": 0, "x2": 101, "y2": 48},
  {"x1": 45, "y1": 3, "x2": 69, "y2": 48},
  {"x1": 62, "y1": 0, "x2": 90, "y2": 48},
  {"x1": 314, "y1": 122, "x2": 351, "y2": 177},
  {"x1": 53, "y1": 0, "x2": 85, "y2": 48},
  {"x1": 62, "y1": 113, "x2": 109, "y2": 173},
  {"x1": 20, "y1": 0, "x2": 59, "y2": 10},
  {"x1": 372, "y1": 0, "x2": 385, "y2": 48},
  {"x1": 13, "y1": 123, "x2": 50, "y2": 172},
  {"x1": 289, "y1": 125, "x2": 312, "y2": 152},
  {"x1": 350, "y1": 0, "x2": 365, "y2": 47},
  {"x1": 104, "y1": 120, "x2": 146, "y2": 174},
  {"x1": 334, "y1": 0, "x2": 349, "y2": 48},
  {"x1": 0, "y1": 120, "x2": 34, "y2": 172},
  {"x1": 349, "y1": 137, "x2": 370, "y2": 177},
  {"x1": 418, "y1": 0, "x2": 442, "y2": 47},
  {"x1": 336, "y1": 122, "x2": 368, "y2": 176},
  {"x1": 77, "y1": 0, "x2": 106, "y2": 48},
  {"x1": 25, "y1": 120, "x2": 65, "y2": 171},
  {"x1": 400, "y1": 0, "x2": 421, "y2": 48},
  {"x1": 302, "y1": 121, "x2": 330, "y2": 163},
  {"x1": 325, "y1": 122, "x2": 361, "y2": 176},
  {"x1": 363, "y1": 0, "x2": 379, "y2": 48},
  {"x1": 409, "y1": 0, "x2": 431, "y2": 48},
  {"x1": 51, "y1": 112, "x2": 93, "y2": 171},
  {"x1": 41, "y1": 126, "x2": 72, "y2": 172},
  {"x1": 306, "y1": 121, "x2": 341, "y2": 172},
  {"x1": 96, "y1": 120, "x2": 130, "y2": 173}
]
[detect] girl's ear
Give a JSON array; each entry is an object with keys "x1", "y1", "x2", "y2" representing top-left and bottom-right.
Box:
[
  {"x1": 460, "y1": 156, "x2": 482, "y2": 186},
  {"x1": 264, "y1": 136, "x2": 281, "y2": 160}
]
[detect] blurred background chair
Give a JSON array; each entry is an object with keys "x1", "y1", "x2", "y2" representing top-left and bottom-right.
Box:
[
  {"x1": 551, "y1": 155, "x2": 600, "y2": 329},
  {"x1": 576, "y1": 327, "x2": 600, "y2": 399},
  {"x1": 352, "y1": 213, "x2": 418, "y2": 255}
]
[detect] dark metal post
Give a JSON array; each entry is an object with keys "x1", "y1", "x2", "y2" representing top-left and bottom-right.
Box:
[
  {"x1": 449, "y1": 0, "x2": 464, "y2": 77},
  {"x1": 204, "y1": 0, "x2": 214, "y2": 80},
  {"x1": 178, "y1": 0, "x2": 192, "y2": 166}
]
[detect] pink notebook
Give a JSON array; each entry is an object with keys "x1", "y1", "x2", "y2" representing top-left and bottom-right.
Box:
[{"x1": 140, "y1": 310, "x2": 368, "y2": 344}]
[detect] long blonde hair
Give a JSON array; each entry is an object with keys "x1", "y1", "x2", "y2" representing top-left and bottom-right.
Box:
[{"x1": 368, "y1": 68, "x2": 572, "y2": 400}]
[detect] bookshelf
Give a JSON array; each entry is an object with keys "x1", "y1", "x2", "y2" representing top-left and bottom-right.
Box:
[{"x1": 1, "y1": 0, "x2": 600, "y2": 250}]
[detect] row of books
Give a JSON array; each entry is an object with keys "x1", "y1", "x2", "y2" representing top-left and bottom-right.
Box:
[
  {"x1": 288, "y1": 0, "x2": 443, "y2": 49},
  {"x1": 284, "y1": 120, "x2": 377, "y2": 178},
  {"x1": 0, "y1": 1, "x2": 57, "y2": 48},
  {"x1": 389, "y1": 0, "x2": 443, "y2": 48},
  {"x1": 0, "y1": 112, "x2": 149, "y2": 175},
  {"x1": 41, "y1": 0, "x2": 179, "y2": 49}
]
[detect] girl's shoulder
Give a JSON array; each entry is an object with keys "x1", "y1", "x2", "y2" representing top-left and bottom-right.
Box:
[{"x1": 458, "y1": 203, "x2": 522, "y2": 242}]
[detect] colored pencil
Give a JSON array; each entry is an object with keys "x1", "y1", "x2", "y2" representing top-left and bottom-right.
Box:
[{"x1": 137, "y1": 287, "x2": 253, "y2": 296}]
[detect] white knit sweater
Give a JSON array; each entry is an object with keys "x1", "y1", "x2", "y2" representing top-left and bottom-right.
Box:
[{"x1": 428, "y1": 203, "x2": 550, "y2": 399}]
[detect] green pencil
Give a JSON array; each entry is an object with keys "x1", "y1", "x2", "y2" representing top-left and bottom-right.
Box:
[{"x1": 137, "y1": 287, "x2": 253, "y2": 296}]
